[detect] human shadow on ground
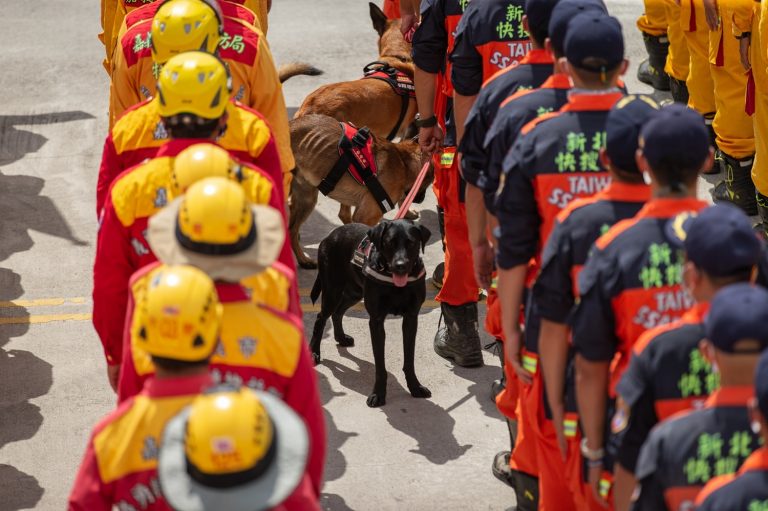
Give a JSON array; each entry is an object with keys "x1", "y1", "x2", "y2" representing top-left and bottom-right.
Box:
[
  {"x1": 323, "y1": 349, "x2": 472, "y2": 465},
  {"x1": 0, "y1": 464, "x2": 44, "y2": 511},
  {"x1": 320, "y1": 492, "x2": 355, "y2": 511},
  {"x1": 0, "y1": 269, "x2": 50, "y2": 509},
  {"x1": 0, "y1": 111, "x2": 94, "y2": 167}
]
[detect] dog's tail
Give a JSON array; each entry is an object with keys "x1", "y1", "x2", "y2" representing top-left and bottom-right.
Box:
[
  {"x1": 278, "y1": 62, "x2": 324, "y2": 83},
  {"x1": 310, "y1": 274, "x2": 322, "y2": 304}
]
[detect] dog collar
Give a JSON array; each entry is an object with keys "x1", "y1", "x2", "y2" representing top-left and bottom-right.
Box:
[{"x1": 351, "y1": 236, "x2": 426, "y2": 286}]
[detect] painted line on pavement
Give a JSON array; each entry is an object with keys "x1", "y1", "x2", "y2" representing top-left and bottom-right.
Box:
[{"x1": 0, "y1": 300, "x2": 441, "y2": 325}]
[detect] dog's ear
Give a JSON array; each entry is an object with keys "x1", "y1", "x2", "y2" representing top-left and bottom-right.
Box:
[
  {"x1": 418, "y1": 224, "x2": 431, "y2": 253},
  {"x1": 369, "y1": 2, "x2": 388, "y2": 37},
  {"x1": 368, "y1": 220, "x2": 389, "y2": 250}
]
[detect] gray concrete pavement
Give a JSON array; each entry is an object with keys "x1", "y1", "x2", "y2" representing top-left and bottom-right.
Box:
[{"x1": 0, "y1": 1, "x2": 705, "y2": 510}]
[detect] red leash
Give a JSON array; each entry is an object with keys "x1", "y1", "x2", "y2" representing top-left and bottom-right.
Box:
[{"x1": 394, "y1": 161, "x2": 431, "y2": 219}]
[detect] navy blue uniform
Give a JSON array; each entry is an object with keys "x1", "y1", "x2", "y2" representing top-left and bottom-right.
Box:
[
  {"x1": 570, "y1": 198, "x2": 708, "y2": 397},
  {"x1": 450, "y1": 0, "x2": 531, "y2": 96},
  {"x1": 612, "y1": 303, "x2": 714, "y2": 475},
  {"x1": 696, "y1": 448, "x2": 768, "y2": 511},
  {"x1": 478, "y1": 73, "x2": 570, "y2": 213},
  {"x1": 632, "y1": 387, "x2": 761, "y2": 511},
  {"x1": 459, "y1": 49, "x2": 552, "y2": 189}
]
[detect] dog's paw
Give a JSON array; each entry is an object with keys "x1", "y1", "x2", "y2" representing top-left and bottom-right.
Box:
[
  {"x1": 335, "y1": 334, "x2": 354, "y2": 347},
  {"x1": 366, "y1": 393, "x2": 386, "y2": 407},
  {"x1": 311, "y1": 352, "x2": 321, "y2": 366},
  {"x1": 408, "y1": 384, "x2": 432, "y2": 399}
]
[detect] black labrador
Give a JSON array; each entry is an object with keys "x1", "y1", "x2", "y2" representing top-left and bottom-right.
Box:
[{"x1": 309, "y1": 219, "x2": 431, "y2": 407}]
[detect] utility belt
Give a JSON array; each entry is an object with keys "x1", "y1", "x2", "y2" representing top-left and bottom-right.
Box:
[{"x1": 318, "y1": 122, "x2": 395, "y2": 214}]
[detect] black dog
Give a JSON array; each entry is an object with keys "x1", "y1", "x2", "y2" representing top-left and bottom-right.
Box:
[{"x1": 310, "y1": 219, "x2": 431, "y2": 407}]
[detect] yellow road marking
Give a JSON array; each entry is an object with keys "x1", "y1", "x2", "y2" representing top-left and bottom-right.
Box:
[
  {"x1": 0, "y1": 297, "x2": 88, "y2": 308},
  {"x1": 0, "y1": 313, "x2": 93, "y2": 325},
  {"x1": 0, "y1": 300, "x2": 440, "y2": 324}
]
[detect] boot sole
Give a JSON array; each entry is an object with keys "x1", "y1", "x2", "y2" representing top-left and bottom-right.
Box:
[{"x1": 433, "y1": 344, "x2": 484, "y2": 367}]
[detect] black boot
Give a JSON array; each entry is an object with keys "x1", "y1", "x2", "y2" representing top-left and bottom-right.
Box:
[
  {"x1": 491, "y1": 451, "x2": 515, "y2": 488},
  {"x1": 669, "y1": 77, "x2": 689, "y2": 104},
  {"x1": 489, "y1": 339, "x2": 506, "y2": 401},
  {"x1": 512, "y1": 470, "x2": 540, "y2": 511},
  {"x1": 711, "y1": 152, "x2": 757, "y2": 215},
  {"x1": 434, "y1": 302, "x2": 483, "y2": 367},
  {"x1": 755, "y1": 192, "x2": 768, "y2": 240},
  {"x1": 703, "y1": 116, "x2": 720, "y2": 175},
  {"x1": 637, "y1": 33, "x2": 670, "y2": 91}
]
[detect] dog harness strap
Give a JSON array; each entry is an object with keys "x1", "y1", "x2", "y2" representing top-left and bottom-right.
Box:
[
  {"x1": 361, "y1": 61, "x2": 416, "y2": 141},
  {"x1": 326, "y1": 122, "x2": 395, "y2": 214},
  {"x1": 317, "y1": 130, "x2": 351, "y2": 196}
]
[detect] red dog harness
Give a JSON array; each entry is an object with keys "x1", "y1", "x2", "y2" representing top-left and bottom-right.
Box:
[
  {"x1": 361, "y1": 61, "x2": 416, "y2": 141},
  {"x1": 317, "y1": 123, "x2": 395, "y2": 214}
]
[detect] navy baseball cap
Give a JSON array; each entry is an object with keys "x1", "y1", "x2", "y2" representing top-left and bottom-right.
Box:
[
  {"x1": 706, "y1": 283, "x2": 768, "y2": 354},
  {"x1": 675, "y1": 204, "x2": 763, "y2": 276},
  {"x1": 525, "y1": 0, "x2": 561, "y2": 43},
  {"x1": 755, "y1": 349, "x2": 768, "y2": 418},
  {"x1": 640, "y1": 104, "x2": 710, "y2": 171},
  {"x1": 606, "y1": 95, "x2": 660, "y2": 174},
  {"x1": 548, "y1": 0, "x2": 606, "y2": 55},
  {"x1": 563, "y1": 13, "x2": 624, "y2": 71}
]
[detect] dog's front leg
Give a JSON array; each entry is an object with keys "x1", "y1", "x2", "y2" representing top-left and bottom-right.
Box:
[
  {"x1": 402, "y1": 313, "x2": 431, "y2": 399},
  {"x1": 366, "y1": 316, "x2": 388, "y2": 407}
]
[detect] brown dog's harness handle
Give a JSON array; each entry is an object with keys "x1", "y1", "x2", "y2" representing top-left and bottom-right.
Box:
[{"x1": 361, "y1": 61, "x2": 415, "y2": 141}]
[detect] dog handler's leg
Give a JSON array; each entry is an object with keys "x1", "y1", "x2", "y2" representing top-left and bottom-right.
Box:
[
  {"x1": 366, "y1": 317, "x2": 389, "y2": 407},
  {"x1": 402, "y1": 312, "x2": 431, "y2": 398}
]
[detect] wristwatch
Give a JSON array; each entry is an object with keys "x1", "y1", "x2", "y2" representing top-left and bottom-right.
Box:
[
  {"x1": 580, "y1": 438, "x2": 605, "y2": 462},
  {"x1": 414, "y1": 113, "x2": 437, "y2": 128}
]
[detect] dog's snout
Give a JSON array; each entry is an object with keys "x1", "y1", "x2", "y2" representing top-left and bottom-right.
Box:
[{"x1": 392, "y1": 259, "x2": 409, "y2": 273}]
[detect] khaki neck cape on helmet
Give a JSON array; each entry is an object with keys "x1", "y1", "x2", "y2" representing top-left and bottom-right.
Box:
[{"x1": 147, "y1": 177, "x2": 285, "y2": 281}]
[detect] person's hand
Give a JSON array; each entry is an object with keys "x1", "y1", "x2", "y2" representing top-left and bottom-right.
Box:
[
  {"x1": 504, "y1": 327, "x2": 533, "y2": 385},
  {"x1": 550, "y1": 403, "x2": 568, "y2": 460},
  {"x1": 740, "y1": 35, "x2": 751, "y2": 70},
  {"x1": 587, "y1": 461, "x2": 610, "y2": 508},
  {"x1": 471, "y1": 241, "x2": 494, "y2": 290},
  {"x1": 703, "y1": 0, "x2": 719, "y2": 30},
  {"x1": 418, "y1": 125, "x2": 443, "y2": 155},
  {"x1": 107, "y1": 364, "x2": 120, "y2": 393}
]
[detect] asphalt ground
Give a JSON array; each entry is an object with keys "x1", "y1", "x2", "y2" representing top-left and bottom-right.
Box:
[{"x1": 0, "y1": 1, "x2": 714, "y2": 510}]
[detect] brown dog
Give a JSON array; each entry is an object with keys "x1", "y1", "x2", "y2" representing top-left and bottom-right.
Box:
[
  {"x1": 289, "y1": 114, "x2": 432, "y2": 269},
  {"x1": 294, "y1": 2, "x2": 417, "y2": 224}
]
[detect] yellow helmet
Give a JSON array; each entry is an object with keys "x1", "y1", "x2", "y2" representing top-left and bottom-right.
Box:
[
  {"x1": 171, "y1": 143, "x2": 243, "y2": 194},
  {"x1": 151, "y1": 0, "x2": 223, "y2": 65},
  {"x1": 177, "y1": 177, "x2": 253, "y2": 246},
  {"x1": 137, "y1": 264, "x2": 222, "y2": 362},
  {"x1": 184, "y1": 388, "x2": 275, "y2": 475},
  {"x1": 156, "y1": 51, "x2": 231, "y2": 119}
]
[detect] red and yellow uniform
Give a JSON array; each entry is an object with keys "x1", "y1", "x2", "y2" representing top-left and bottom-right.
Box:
[
  {"x1": 68, "y1": 373, "x2": 213, "y2": 510},
  {"x1": 96, "y1": 98, "x2": 284, "y2": 214},
  {"x1": 108, "y1": 14, "x2": 293, "y2": 177},
  {"x1": 663, "y1": 0, "x2": 690, "y2": 87},
  {"x1": 636, "y1": 0, "x2": 667, "y2": 37},
  {"x1": 118, "y1": 273, "x2": 326, "y2": 496},
  {"x1": 92, "y1": 139, "x2": 293, "y2": 369},
  {"x1": 100, "y1": 0, "x2": 266, "y2": 73}
]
